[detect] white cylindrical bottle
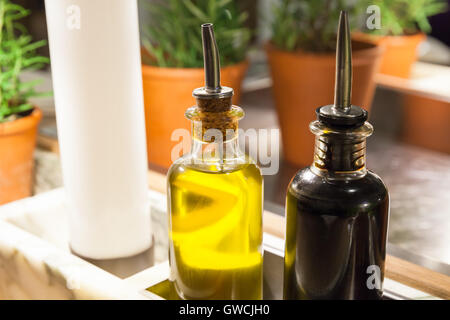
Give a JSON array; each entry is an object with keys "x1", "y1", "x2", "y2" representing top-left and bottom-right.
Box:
[{"x1": 45, "y1": 0, "x2": 152, "y2": 259}]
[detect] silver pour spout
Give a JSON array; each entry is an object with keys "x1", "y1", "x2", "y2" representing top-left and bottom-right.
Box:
[
  {"x1": 316, "y1": 11, "x2": 367, "y2": 128},
  {"x1": 334, "y1": 11, "x2": 352, "y2": 111},
  {"x1": 193, "y1": 23, "x2": 233, "y2": 100},
  {"x1": 202, "y1": 23, "x2": 221, "y2": 93}
]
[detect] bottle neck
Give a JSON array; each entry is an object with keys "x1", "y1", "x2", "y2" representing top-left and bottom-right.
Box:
[
  {"x1": 309, "y1": 120, "x2": 373, "y2": 180},
  {"x1": 190, "y1": 120, "x2": 242, "y2": 161},
  {"x1": 185, "y1": 104, "x2": 245, "y2": 171}
]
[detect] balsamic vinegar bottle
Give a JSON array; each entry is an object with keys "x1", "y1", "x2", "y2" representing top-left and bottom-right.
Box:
[
  {"x1": 283, "y1": 12, "x2": 390, "y2": 300},
  {"x1": 167, "y1": 24, "x2": 263, "y2": 300}
]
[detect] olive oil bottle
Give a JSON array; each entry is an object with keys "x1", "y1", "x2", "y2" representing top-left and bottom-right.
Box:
[
  {"x1": 167, "y1": 24, "x2": 263, "y2": 300},
  {"x1": 283, "y1": 12, "x2": 390, "y2": 300}
]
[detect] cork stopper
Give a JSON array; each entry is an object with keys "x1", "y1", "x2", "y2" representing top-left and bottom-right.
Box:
[
  {"x1": 197, "y1": 97, "x2": 232, "y2": 113},
  {"x1": 186, "y1": 105, "x2": 244, "y2": 142}
]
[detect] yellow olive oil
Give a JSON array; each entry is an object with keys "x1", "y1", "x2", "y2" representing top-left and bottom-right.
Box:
[{"x1": 167, "y1": 163, "x2": 263, "y2": 300}]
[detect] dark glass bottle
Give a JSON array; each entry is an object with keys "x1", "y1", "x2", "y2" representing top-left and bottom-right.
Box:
[
  {"x1": 283, "y1": 11, "x2": 390, "y2": 300},
  {"x1": 284, "y1": 121, "x2": 389, "y2": 300}
]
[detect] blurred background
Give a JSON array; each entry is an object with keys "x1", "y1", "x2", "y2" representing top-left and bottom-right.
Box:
[{"x1": 2, "y1": 0, "x2": 450, "y2": 272}]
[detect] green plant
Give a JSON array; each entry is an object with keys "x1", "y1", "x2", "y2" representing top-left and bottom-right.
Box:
[
  {"x1": 271, "y1": 0, "x2": 367, "y2": 52},
  {"x1": 363, "y1": 0, "x2": 447, "y2": 36},
  {"x1": 0, "y1": 0, "x2": 49, "y2": 122},
  {"x1": 141, "y1": 0, "x2": 251, "y2": 68}
]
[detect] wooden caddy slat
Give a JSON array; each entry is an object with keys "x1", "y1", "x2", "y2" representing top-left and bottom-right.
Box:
[
  {"x1": 374, "y1": 62, "x2": 450, "y2": 104},
  {"x1": 37, "y1": 135, "x2": 60, "y2": 154},
  {"x1": 148, "y1": 169, "x2": 450, "y2": 300}
]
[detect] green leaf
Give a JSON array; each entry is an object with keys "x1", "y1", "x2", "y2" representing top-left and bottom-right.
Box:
[
  {"x1": 142, "y1": 0, "x2": 249, "y2": 68},
  {"x1": 183, "y1": 0, "x2": 209, "y2": 21},
  {"x1": 269, "y1": 0, "x2": 447, "y2": 51},
  {"x1": 0, "y1": 0, "x2": 50, "y2": 119},
  {"x1": 363, "y1": 0, "x2": 447, "y2": 35}
]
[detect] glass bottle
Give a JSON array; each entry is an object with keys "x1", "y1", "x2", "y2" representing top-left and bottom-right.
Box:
[
  {"x1": 167, "y1": 24, "x2": 263, "y2": 300},
  {"x1": 283, "y1": 12, "x2": 390, "y2": 300}
]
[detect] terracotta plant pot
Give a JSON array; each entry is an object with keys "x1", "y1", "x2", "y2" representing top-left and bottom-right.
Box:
[
  {"x1": 142, "y1": 60, "x2": 248, "y2": 169},
  {"x1": 353, "y1": 32, "x2": 425, "y2": 78},
  {"x1": 0, "y1": 107, "x2": 42, "y2": 204},
  {"x1": 401, "y1": 93, "x2": 450, "y2": 154},
  {"x1": 266, "y1": 41, "x2": 383, "y2": 167}
]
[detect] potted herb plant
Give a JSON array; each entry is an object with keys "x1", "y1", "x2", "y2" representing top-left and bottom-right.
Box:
[
  {"x1": 141, "y1": 0, "x2": 250, "y2": 169},
  {"x1": 267, "y1": 0, "x2": 383, "y2": 167},
  {"x1": 356, "y1": 0, "x2": 447, "y2": 78},
  {"x1": 0, "y1": 0, "x2": 49, "y2": 204}
]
